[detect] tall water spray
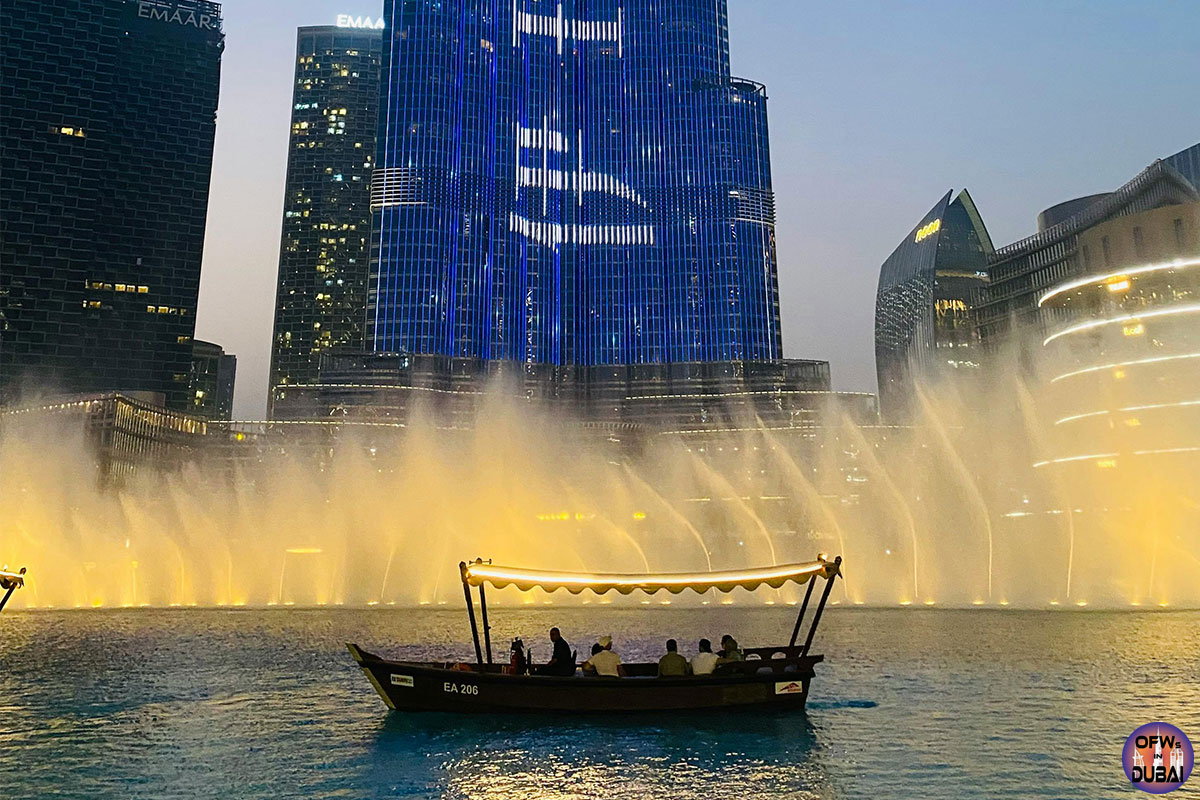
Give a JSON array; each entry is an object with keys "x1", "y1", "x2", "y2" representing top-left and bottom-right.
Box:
[{"x1": 2, "y1": 366, "x2": 1198, "y2": 609}]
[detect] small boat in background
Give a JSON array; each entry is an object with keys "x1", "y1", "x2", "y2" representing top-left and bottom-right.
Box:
[
  {"x1": 349, "y1": 555, "x2": 842, "y2": 714},
  {"x1": 0, "y1": 566, "x2": 26, "y2": 612}
]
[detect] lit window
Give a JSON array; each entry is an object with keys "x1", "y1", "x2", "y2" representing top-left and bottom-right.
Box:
[
  {"x1": 147, "y1": 305, "x2": 156, "y2": 313},
  {"x1": 158, "y1": 306, "x2": 169, "y2": 314},
  {"x1": 138, "y1": 286, "x2": 148, "y2": 293}
]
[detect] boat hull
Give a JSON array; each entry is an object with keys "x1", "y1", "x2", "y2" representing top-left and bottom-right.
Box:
[{"x1": 348, "y1": 644, "x2": 821, "y2": 714}]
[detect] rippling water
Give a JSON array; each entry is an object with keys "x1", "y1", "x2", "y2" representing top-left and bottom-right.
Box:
[{"x1": 2, "y1": 608, "x2": 1197, "y2": 798}]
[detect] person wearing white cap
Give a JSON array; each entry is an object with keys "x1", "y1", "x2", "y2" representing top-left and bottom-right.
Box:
[{"x1": 582, "y1": 634, "x2": 624, "y2": 676}]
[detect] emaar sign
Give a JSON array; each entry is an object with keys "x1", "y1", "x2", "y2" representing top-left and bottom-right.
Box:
[
  {"x1": 137, "y1": 1, "x2": 219, "y2": 30},
  {"x1": 336, "y1": 14, "x2": 384, "y2": 29}
]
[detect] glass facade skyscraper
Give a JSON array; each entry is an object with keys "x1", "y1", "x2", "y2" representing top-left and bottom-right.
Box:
[
  {"x1": 368, "y1": 0, "x2": 780, "y2": 368},
  {"x1": 1166, "y1": 142, "x2": 1200, "y2": 192},
  {"x1": 269, "y1": 24, "x2": 382, "y2": 417},
  {"x1": 0, "y1": 0, "x2": 223, "y2": 411},
  {"x1": 874, "y1": 190, "x2": 992, "y2": 419}
]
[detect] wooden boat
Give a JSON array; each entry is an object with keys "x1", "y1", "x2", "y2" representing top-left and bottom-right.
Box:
[
  {"x1": 349, "y1": 555, "x2": 842, "y2": 714},
  {"x1": 0, "y1": 566, "x2": 26, "y2": 613}
]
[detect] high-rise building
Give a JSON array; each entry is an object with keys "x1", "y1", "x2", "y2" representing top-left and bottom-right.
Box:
[
  {"x1": 0, "y1": 0, "x2": 224, "y2": 410},
  {"x1": 268, "y1": 22, "x2": 382, "y2": 417},
  {"x1": 369, "y1": 0, "x2": 780, "y2": 368},
  {"x1": 874, "y1": 190, "x2": 992, "y2": 419},
  {"x1": 189, "y1": 339, "x2": 237, "y2": 420}
]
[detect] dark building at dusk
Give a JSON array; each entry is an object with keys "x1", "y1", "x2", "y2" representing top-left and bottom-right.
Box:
[
  {"x1": 0, "y1": 0, "x2": 224, "y2": 410},
  {"x1": 874, "y1": 190, "x2": 992, "y2": 419},
  {"x1": 269, "y1": 23, "x2": 382, "y2": 418},
  {"x1": 189, "y1": 339, "x2": 236, "y2": 420},
  {"x1": 369, "y1": 0, "x2": 781, "y2": 367}
]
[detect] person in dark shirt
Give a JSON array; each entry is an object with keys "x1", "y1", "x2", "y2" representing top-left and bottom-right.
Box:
[{"x1": 536, "y1": 627, "x2": 575, "y2": 676}]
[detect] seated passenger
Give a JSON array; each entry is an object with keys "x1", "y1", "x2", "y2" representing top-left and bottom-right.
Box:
[
  {"x1": 535, "y1": 627, "x2": 576, "y2": 676},
  {"x1": 657, "y1": 639, "x2": 690, "y2": 676},
  {"x1": 506, "y1": 638, "x2": 528, "y2": 675},
  {"x1": 580, "y1": 643, "x2": 603, "y2": 675},
  {"x1": 690, "y1": 638, "x2": 719, "y2": 675},
  {"x1": 717, "y1": 634, "x2": 744, "y2": 663},
  {"x1": 582, "y1": 636, "x2": 624, "y2": 676}
]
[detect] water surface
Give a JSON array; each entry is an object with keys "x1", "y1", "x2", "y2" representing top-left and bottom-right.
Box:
[{"x1": 2, "y1": 608, "x2": 1196, "y2": 798}]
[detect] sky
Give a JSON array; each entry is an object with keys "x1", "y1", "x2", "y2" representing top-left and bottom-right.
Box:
[{"x1": 194, "y1": 0, "x2": 1200, "y2": 419}]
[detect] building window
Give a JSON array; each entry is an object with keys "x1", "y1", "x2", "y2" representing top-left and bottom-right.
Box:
[
  {"x1": 1133, "y1": 226, "x2": 1145, "y2": 259},
  {"x1": 1101, "y1": 236, "x2": 1111, "y2": 266},
  {"x1": 1175, "y1": 218, "x2": 1186, "y2": 253},
  {"x1": 1081, "y1": 245, "x2": 1091, "y2": 269}
]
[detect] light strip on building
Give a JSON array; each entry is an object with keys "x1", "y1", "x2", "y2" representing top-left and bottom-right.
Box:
[
  {"x1": 1051, "y1": 352, "x2": 1200, "y2": 383},
  {"x1": 1038, "y1": 256, "x2": 1200, "y2": 307},
  {"x1": 1032, "y1": 452, "x2": 1119, "y2": 468},
  {"x1": 1043, "y1": 302, "x2": 1200, "y2": 346},
  {"x1": 1053, "y1": 410, "x2": 1110, "y2": 425},
  {"x1": 1132, "y1": 446, "x2": 1200, "y2": 457},
  {"x1": 1054, "y1": 398, "x2": 1200, "y2": 426}
]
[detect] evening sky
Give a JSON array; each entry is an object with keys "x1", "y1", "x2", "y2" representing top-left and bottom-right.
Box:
[{"x1": 194, "y1": 0, "x2": 1200, "y2": 417}]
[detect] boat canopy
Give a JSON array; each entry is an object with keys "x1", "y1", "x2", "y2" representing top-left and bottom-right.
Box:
[{"x1": 461, "y1": 557, "x2": 839, "y2": 596}]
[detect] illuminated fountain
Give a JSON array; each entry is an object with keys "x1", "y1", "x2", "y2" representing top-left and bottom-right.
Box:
[{"x1": 1, "y1": 357, "x2": 1199, "y2": 610}]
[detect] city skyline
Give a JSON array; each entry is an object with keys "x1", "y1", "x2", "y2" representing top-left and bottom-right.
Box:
[{"x1": 196, "y1": 0, "x2": 1200, "y2": 418}]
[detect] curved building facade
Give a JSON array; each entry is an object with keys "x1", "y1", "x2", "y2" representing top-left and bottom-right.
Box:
[
  {"x1": 975, "y1": 158, "x2": 1199, "y2": 359},
  {"x1": 368, "y1": 0, "x2": 780, "y2": 367},
  {"x1": 874, "y1": 189, "x2": 992, "y2": 419},
  {"x1": 1037, "y1": 200, "x2": 1200, "y2": 469}
]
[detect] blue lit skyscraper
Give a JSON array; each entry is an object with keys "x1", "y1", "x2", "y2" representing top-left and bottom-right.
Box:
[{"x1": 369, "y1": 0, "x2": 780, "y2": 367}]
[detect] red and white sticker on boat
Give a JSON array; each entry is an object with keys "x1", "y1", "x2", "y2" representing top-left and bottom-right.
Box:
[
  {"x1": 774, "y1": 681, "x2": 804, "y2": 695},
  {"x1": 390, "y1": 674, "x2": 414, "y2": 688}
]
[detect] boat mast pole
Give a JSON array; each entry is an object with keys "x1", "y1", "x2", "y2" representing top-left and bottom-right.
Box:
[
  {"x1": 787, "y1": 577, "x2": 818, "y2": 651},
  {"x1": 0, "y1": 584, "x2": 15, "y2": 613},
  {"x1": 801, "y1": 556, "x2": 841, "y2": 657},
  {"x1": 459, "y1": 561, "x2": 484, "y2": 668},
  {"x1": 478, "y1": 583, "x2": 493, "y2": 665}
]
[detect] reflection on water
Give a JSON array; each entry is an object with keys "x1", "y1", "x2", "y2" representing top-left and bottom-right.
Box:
[
  {"x1": 376, "y1": 713, "x2": 829, "y2": 800},
  {"x1": 2, "y1": 607, "x2": 1197, "y2": 799}
]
